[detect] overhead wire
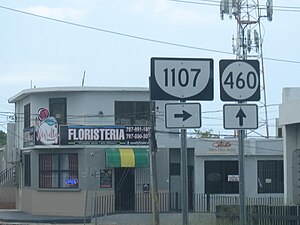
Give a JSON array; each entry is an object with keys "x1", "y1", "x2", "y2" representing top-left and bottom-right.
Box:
[
  {"x1": 169, "y1": 0, "x2": 300, "y2": 12},
  {"x1": 0, "y1": 5, "x2": 299, "y2": 64}
]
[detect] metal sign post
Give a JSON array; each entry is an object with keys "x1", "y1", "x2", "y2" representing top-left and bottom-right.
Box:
[
  {"x1": 238, "y1": 129, "x2": 246, "y2": 225},
  {"x1": 150, "y1": 57, "x2": 214, "y2": 225},
  {"x1": 181, "y1": 101, "x2": 188, "y2": 225},
  {"x1": 219, "y1": 59, "x2": 260, "y2": 225}
]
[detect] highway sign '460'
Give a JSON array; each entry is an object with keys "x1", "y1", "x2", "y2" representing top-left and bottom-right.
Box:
[
  {"x1": 150, "y1": 58, "x2": 214, "y2": 101},
  {"x1": 219, "y1": 60, "x2": 260, "y2": 102}
]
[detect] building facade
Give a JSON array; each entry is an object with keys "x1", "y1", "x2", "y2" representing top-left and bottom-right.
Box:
[
  {"x1": 279, "y1": 87, "x2": 300, "y2": 205},
  {"x1": 7, "y1": 86, "x2": 284, "y2": 216}
]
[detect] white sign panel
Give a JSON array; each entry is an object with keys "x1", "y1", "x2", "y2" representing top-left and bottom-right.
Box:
[
  {"x1": 165, "y1": 103, "x2": 201, "y2": 129},
  {"x1": 228, "y1": 175, "x2": 239, "y2": 182},
  {"x1": 219, "y1": 60, "x2": 260, "y2": 101},
  {"x1": 223, "y1": 104, "x2": 258, "y2": 129},
  {"x1": 151, "y1": 58, "x2": 214, "y2": 100}
]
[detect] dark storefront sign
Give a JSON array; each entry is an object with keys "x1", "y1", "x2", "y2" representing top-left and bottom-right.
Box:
[
  {"x1": 100, "y1": 169, "x2": 112, "y2": 188},
  {"x1": 60, "y1": 125, "x2": 149, "y2": 146}
]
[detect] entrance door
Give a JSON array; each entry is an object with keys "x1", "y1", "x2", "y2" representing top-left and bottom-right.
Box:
[{"x1": 115, "y1": 168, "x2": 135, "y2": 211}]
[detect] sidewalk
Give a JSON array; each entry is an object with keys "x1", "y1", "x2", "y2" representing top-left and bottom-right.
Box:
[
  {"x1": 0, "y1": 210, "x2": 216, "y2": 225},
  {"x1": 0, "y1": 209, "x2": 91, "y2": 224}
]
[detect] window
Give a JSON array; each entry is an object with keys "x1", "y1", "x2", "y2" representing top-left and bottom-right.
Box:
[
  {"x1": 24, "y1": 154, "x2": 31, "y2": 187},
  {"x1": 115, "y1": 101, "x2": 150, "y2": 126},
  {"x1": 24, "y1": 104, "x2": 30, "y2": 129},
  {"x1": 257, "y1": 160, "x2": 283, "y2": 193},
  {"x1": 205, "y1": 160, "x2": 239, "y2": 194},
  {"x1": 49, "y1": 98, "x2": 67, "y2": 125},
  {"x1": 170, "y1": 163, "x2": 180, "y2": 176},
  {"x1": 39, "y1": 153, "x2": 78, "y2": 189}
]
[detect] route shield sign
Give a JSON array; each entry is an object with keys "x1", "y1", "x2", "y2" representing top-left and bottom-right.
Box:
[
  {"x1": 151, "y1": 57, "x2": 214, "y2": 100},
  {"x1": 219, "y1": 60, "x2": 260, "y2": 101}
]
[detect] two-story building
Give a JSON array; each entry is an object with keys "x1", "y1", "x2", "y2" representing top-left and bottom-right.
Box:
[{"x1": 8, "y1": 87, "x2": 160, "y2": 216}]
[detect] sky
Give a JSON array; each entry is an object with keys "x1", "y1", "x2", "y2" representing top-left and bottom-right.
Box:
[{"x1": 0, "y1": 0, "x2": 299, "y2": 137}]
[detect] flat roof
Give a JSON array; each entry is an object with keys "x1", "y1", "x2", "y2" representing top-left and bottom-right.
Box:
[{"x1": 9, "y1": 86, "x2": 149, "y2": 103}]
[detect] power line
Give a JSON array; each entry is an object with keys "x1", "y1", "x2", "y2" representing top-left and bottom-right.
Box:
[
  {"x1": 169, "y1": 0, "x2": 300, "y2": 12},
  {"x1": 0, "y1": 5, "x2": 299, "y2": 64}
]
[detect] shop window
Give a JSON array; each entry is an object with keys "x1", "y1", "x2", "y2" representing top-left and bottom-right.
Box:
[
  {"x1": 39, "y1": 153, "x2": 78, "y2": 189},
  {"x1": 257, "y1": 160, "x2": 283, "y2": 193},
  {"x1": 24, "y1": 154, "x2": 31, "y2": 187},
  {"x1": 49, "y1": 98, "x2": 67, "y2": 125},
  {"x1": 24, "y1": 104, "x2": 30, "y2": 129},
  {"x1": 205, "y1": 160, "x2": 239, "y2": 194},
  {"x1": 115, "y1": 101, "x2": 150, "y2": 126}
]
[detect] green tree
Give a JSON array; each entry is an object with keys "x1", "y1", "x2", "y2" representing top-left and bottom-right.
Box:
[{"x1": 0, "y1": 130, "x2": 7, "y2": 146}]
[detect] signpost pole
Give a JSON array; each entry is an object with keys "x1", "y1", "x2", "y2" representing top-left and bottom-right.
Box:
[
  {"x1": 238, "y1": 129, "x2": 246, "y2": 225},
  {"x1": 181, "y1": 101, "x2": 189, "y2": 225}
]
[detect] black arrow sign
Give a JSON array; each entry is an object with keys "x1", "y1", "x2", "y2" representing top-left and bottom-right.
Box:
[
  {"x1": 174, "y1": 110, "x2": 192, "y2": 121},
  {"x1": 236, "y1": 108, "x2": 246, "y2": 126}
]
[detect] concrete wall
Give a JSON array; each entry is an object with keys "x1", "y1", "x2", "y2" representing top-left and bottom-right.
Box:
[{"x1": 279, "y1": 88, "x2": 300, "y2": 205}]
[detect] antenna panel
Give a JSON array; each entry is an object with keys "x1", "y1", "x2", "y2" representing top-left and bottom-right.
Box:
[
  {"x1": 254, "y1": 30, "x2": 259, "y2": 52},
  {"x1": 247, "y1": 29, "x2": 252, "y2": 53},
  {"x1": 267, "y1": 0, "x2": 273, "y2": 21}
]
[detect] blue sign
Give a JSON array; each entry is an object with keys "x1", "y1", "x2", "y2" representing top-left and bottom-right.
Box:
[{"x1": 65, "y1": 178, "x2": 78, "y2": 185}]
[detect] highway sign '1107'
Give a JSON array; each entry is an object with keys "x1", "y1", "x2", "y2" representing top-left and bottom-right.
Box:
[{"x1": 150, "y1": 58, "x2": 214, "y2": 100}]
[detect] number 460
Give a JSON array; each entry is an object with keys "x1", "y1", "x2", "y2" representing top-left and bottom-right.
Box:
[{"x1": 224, "y1": 71, "x2": 257, "y2": 89}]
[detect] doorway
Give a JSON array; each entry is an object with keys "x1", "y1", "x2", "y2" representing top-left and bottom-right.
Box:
[{"x1": 114, "y1": 168, "x2": 135, "y2": 211}]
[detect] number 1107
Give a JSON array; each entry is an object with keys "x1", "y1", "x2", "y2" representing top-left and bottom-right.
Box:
[{"x1": 164, "y1": 68, "x2": 201, "y2": 87}]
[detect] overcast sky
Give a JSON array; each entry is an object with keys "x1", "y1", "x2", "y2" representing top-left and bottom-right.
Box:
[{"x1": 0, "y1": 0, "x2": 299, "y2": 137}]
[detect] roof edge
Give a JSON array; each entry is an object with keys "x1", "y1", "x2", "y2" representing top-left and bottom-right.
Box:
[{"x1": 9, "y1": 86, "x2": 149, "y2": 103}]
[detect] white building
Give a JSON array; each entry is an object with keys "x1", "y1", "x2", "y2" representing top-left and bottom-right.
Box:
[
  {"x1": 6, "y1": 86, "x2": 284, "y2": 216},
  {"x1": 279, "y1": 87, "x2": 300, "y2": 205}
]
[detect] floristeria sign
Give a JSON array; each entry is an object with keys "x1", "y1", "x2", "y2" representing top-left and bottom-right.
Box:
[{"x1": 60, "y1": 125, "x2": 149, "y2": 145}]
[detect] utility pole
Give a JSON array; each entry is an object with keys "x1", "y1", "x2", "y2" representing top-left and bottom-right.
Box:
[{"x1": 149, "y1": 78, "x2": 160, "y2": 225}]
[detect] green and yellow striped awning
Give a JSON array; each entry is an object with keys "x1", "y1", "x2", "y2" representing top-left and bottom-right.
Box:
[{"x1": 105, "y1": 148, "x2": 149, "y2": 168}]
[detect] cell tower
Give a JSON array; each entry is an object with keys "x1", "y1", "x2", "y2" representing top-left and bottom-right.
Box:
[{"x1": 220, "y1": 0, "x2": 273, "y2": 138}]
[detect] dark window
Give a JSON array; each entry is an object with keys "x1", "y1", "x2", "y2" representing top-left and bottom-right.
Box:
[
  {"x1": 277, "y1": 128, "x2": 282, "y2": 138},
  {"x1": 257, "y1": 160, "x2": 283, "y2": 193},
  {"x1": 49, "y1": 98, "x2": 67, "y2": 125},
  {"x1": 39, "y1": 153, "x2": 78, "y2": 189},
  {"x1": 205, "y1": 160, "x2": 239, "y2": 194},
  {"x1": 24, "y1": 104, "x2": 30, "y2": 129},
  {"x1": 24, "y1": 154, "x2": 31, "y2": 187},
  {"x1": 115, "y1": 101, "x2": 150, "y2": 125},
  {"x1": 170, "y1": 163, "x2": 180, "y2": 176}
]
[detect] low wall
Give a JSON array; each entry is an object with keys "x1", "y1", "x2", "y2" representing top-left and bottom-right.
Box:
[{"x1": 0, "y1": 186, "x2": 16, "y2": 209}]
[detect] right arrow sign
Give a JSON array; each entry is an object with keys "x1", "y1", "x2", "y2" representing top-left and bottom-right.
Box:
[
  {"x1": 223, "y1": 104, "x2": 258, "y2": 129},
  {"x1": 165, "y1": 103, "x2": 201, "y2": 129},
  {"x1": 174, "y1": 110, "x2": 192, "y2": 121}
]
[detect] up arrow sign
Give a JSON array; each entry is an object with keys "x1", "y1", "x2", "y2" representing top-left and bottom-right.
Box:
[
  {"x1": 174, "y1": 110, "x2": 192, "y2": 121},
  {"x1": 223, "y1": 104, "x2": 258, "y2": 130},
  {"x1": 236, "y1": 108, "x2": 246, "y2": 126}
]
